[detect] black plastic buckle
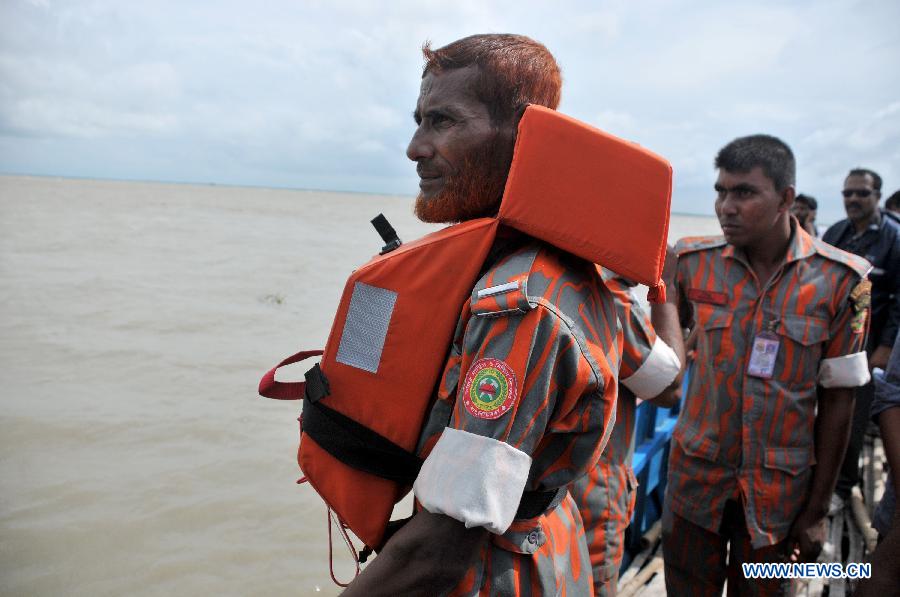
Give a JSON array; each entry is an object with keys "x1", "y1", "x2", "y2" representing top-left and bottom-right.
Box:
[{"x1": 304, "y1": 363, "x2": 331, "y2": 403}]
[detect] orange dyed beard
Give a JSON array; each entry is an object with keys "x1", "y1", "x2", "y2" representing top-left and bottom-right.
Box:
[{"x1": 414, "y1": 137, "x2": 512, "y2": 224}]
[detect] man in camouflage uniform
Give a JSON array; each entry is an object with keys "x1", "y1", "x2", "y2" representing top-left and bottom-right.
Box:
[
  {"x1": 572, "y1": 266, "x2": 684, "y2": 596},
  {"x1": 662, "y1": 135, "x2": 872, "y2": 596},
  {"x1": 344, "y1": 34, "x2": 621, "y2": 596}
]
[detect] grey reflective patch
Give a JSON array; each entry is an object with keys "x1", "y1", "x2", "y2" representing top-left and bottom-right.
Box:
[{"x1": 335, "y1": 282, "x2": 397, "y2": 373}]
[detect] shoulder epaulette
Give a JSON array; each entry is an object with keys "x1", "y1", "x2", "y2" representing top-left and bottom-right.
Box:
[
  {"x1": 470, "y1": 244, "x2": 540, "y2": 317},
  {"x1": 674, "y1": 235, "x2": 726, "y2": 257},
  {"x1": 810, "y1": 237, "x2": 872, "y2": 279}
]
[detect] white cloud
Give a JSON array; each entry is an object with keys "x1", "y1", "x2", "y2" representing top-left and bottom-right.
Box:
[
  {"x1": 594, "y1": 109, "x2": 637, "y2": 136},
  {"x1": 0, "y1": 0, "x2": 898, "y2": 212},
  {"x1": 571, "y1": 8, "x2": 622, "y2": 38},
  {"x1": 847, "y1": 101, "x2": 900, "y2": 149}
]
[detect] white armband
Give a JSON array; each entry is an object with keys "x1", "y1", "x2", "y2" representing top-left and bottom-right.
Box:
[
  {"x1": 413, "y1": 427, "x2": 531, "y2": 535},
  {"x1": 819, "y1": 352, "x2": 870, "y2": 388},
  {"x1": 621, "y1": 337, "x2": 681, "y2": 399}
]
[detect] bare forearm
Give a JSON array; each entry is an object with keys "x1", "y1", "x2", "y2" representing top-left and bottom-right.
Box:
[
  {"x1": 343, "y1": 547, "x2": 445, "y2": 597},
  {"x1": 858, "y1": 514, "x2": 900, "y2": 595},
  {"x1": 805, "y1": 388, "x2": 855, "y2": 517},
  {"x1": 648, "y1": 300, "x2": 686, "y2": 408},
  {"x1": 880, "y1": 408, "x2": 900, "y2": 498},
  {"x1": 857, "y1": 408, "x2": 900, "y2": 595},
  {"x1": 342, "y1": 511, "x2": 488, "y2": 597}
]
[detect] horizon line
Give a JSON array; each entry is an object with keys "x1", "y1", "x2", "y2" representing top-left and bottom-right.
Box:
[{"x1": 0, "y1": 170, "x2": 718, "y2": 219}]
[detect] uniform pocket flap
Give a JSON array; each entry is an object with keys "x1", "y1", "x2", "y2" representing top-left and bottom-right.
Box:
[
  {"x1": 675, "y1": 424, "x2": 720, "y2": 462},
  {"x1": 697, "y1": 304, "x2": 733, "y2": 331},
  {"x1": 777, "y1": 314, "x2": 829, "y2": 347},
  {"x1": 764, "y1": 446, "x2": 815, "y2": 475}
]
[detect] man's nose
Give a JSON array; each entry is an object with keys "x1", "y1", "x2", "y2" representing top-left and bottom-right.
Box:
[
  {"x1": 406, "y1": 127, "x2": 434, "y2": 162},
  {"x1": 719, "y1": 194, "x2": 739, "y2": 215}
]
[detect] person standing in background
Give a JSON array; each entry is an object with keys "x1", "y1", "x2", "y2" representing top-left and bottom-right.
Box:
[
  {"x1": 573, "y1": 261, "x2": 684, "y2": 596},
  {"x1": 791, "y1": 193, "x2": 819, "y2": 237},
  {"x1": 823, "y1": 168, "x2": 900, "y2": 509},
  {"x1": 855, "y1": 333, "x2": 900, "y2": 595},
  {"x1": 662, "y1": 135, "x2": 872, "y2": 596},
  {"x1": 884, "y1": 189, "x2": 900, "y2": 217}
]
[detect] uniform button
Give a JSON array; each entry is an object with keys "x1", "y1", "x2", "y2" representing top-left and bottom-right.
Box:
[{"x1": 527, "y1": 531, "x2": 539, "y2": 544}]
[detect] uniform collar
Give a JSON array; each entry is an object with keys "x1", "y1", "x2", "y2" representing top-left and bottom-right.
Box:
[{"x1": 785, "y1": 219, "x2": 817, "y2": 263}]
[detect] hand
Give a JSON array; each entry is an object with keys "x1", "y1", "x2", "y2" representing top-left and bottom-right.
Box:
[
  {"x1": 855, "y1": 574, "x2": 900, "y2": 597},
  {"x1": 870, "y1": 345, "x2": 891, "y2": 371},
  {"x1": 856, "y1": 525, "x2": 900, "y2": 596},
  {"x1": 684, "y1": 326, "x2": 698, "y2": 361},
  {"x1": 786, "y1": 510, "x2": 827, "y2": 563}
]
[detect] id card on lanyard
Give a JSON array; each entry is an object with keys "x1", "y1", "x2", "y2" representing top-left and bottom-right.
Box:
[{"x1": 747, "y1": 320, "x2": 780, "y2": 379}]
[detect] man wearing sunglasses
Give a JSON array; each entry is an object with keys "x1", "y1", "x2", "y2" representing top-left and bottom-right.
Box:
[{"x1": 823, "y1": 168, "x2": 900, "y2": 508}]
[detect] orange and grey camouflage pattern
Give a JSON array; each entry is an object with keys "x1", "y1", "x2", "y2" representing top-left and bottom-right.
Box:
[
  {"x1": 572, "y1": 274, "x2": 657, "y2": 595},
  {"x1": 665, "y1": 224, "x2": 871, "y2": 549},
  {"x1": 415, "y1": 239, "x2": 620, "y2": 596},
  {"x1": 664, "y1": 501, "x2": 793, "y2": 596}
]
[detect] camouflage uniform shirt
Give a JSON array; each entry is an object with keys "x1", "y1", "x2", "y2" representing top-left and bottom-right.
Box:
[
  {"x1": 665, "y1": 224, "x2": 871, "y2": 548},
  {"x1": 413, "y1": 239, "x2": 621, "y2": 596}
]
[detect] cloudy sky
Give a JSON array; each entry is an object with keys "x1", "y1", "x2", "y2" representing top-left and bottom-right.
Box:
[{"x1": 1, "y1": 0, "x2": 898, "y2": 221}]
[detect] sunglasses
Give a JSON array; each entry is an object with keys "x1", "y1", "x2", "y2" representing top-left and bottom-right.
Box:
[{"x1": 842, "y1": 189, "x2": 873, "y2": 198}]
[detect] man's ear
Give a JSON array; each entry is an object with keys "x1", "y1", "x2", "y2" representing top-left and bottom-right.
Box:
[
  {"x1": 493, "y1": 115, "x2": 518, "y2": 164},
  {"x1": 512, "y1": 104, "x2": 529, "y2": 126},
  {"x1": 501, "y1": 112, "x2": 520, "y2": 145},
  {"x1": 780, "y1": 186, "x2": 796, "y2": 212},
  {"x1": 505, "y1": 104, "x2": 532, "y2": 144}
]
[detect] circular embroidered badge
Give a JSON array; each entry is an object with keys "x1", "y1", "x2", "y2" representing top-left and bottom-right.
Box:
[{"x1": 462, "y1": 358, "x2": 518, "y2": 420}]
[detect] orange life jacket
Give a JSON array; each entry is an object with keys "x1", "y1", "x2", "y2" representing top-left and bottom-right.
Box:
[{"x1": 258, "y1": 105, "x2": 673, "y2": 554}]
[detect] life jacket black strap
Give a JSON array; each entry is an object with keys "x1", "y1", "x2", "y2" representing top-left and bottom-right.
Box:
[
  {"x1": 301, "y1": 391, "x2": 424, "y2": 484},
  {"x1": 358, "y1": 484, "x2": 559, "y2": 560},
  {"x1": 515, "y1": 487, "x2": 562, "y2": 520},
  {"x1": 301, "y1": 365, "x2": 563, "y2": 519}
]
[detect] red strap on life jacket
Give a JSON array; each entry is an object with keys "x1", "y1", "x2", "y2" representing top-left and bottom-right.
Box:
[
  {"x1": 647, "y1": 281, "x2": 667, "y2": 304},
  {"x1": 258, "y1": 350, "x2": 323, "y2": 400}
]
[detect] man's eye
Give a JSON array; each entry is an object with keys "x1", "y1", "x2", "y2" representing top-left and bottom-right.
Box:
[{"x1": 431, "y1": 114, "x2": 453, "y2": 127}]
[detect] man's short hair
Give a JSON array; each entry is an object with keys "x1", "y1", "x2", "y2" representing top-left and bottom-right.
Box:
[
  {"x1": 885, "y1": 190, "x2": 900, "y2": 211},
  {"x1": 795, "y1": 194, "x2": 818, "y2": 210},
  {"x1": 714, "y1": 134, "x2": 796, "y2": 193},
  {"x1": 421, "y1": 34, "x2": 561, "y2": 124},
  {"x1": 847, "y1": 168, "x2": 883, "y2": 191}
]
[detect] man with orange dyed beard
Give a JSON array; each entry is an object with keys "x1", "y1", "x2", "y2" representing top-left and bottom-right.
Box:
[{"x1": 343, "y1": 34, "x2": 622, "y2": 596}]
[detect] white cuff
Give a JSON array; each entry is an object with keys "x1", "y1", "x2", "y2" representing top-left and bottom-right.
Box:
[
  {"x1": 413, "y1": 427, "x2": 531, "y2": 535},
  {"x1": 621, "y1": 337, "x2": 681, "y2": 399},
  {"x1": 819, "y1": 352, "x2": 870, "y2": 388}
]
